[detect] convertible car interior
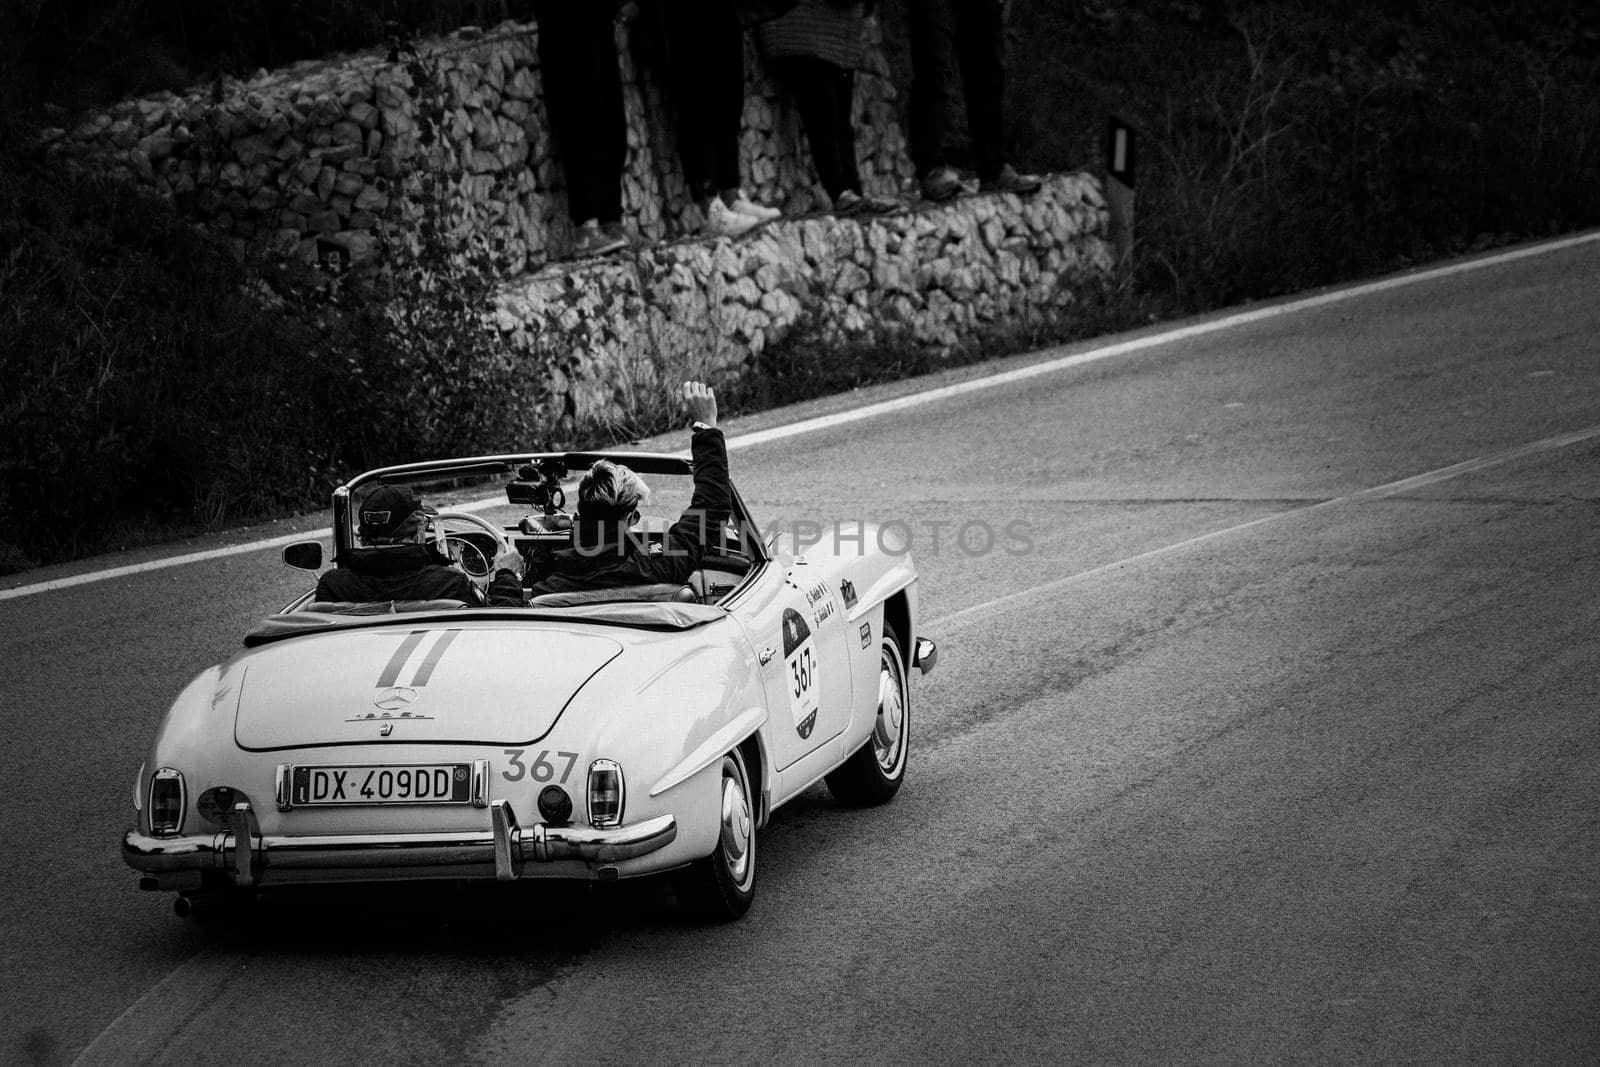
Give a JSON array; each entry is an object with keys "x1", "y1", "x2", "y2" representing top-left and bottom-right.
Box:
[{"x1": 278, "y1": 450, "x2": 761, "y2": 622}]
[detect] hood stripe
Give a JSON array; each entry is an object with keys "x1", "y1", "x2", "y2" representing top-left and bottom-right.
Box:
[
  {"x1": 376, "y1": 630, "x2": 429, "y2": 688},
  {"x1": 410, "y1": 629, "x2": 462, "y2": 687}
]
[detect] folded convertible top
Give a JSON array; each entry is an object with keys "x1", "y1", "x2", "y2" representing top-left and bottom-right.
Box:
[{"x1": 243, "y1": 601, "x2": 728, "y2": 646}]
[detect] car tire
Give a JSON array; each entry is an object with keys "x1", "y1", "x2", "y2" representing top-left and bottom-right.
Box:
[
  {"x1": 825, "y1": 620, "x2": 909, "y2": 806},
  {"x1": 675, "y1": 748, "x2": 756, "y2": 921}
]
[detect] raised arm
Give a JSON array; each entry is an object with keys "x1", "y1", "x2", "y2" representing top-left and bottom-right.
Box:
[{"x1": 653, "y1": 382, "x2": 733, "y2": 582}]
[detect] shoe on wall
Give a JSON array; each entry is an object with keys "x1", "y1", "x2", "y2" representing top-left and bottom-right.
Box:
[
  {"x1": 979, "y1": 164, "x2": 1043, "y2": 196},
  {"x1": 920, "y1": 165, "x2": 963, "y2": 202},
  {"x1": 836, "y1": 190, "x2": 900, "y2": 217},
  {"x1": 726, "y1": 189, "x2": 780, "y2": 222},
  {"x1": 705, "y1": 196, "x2": 760, "y2": 238},
  {"x1": 572, "y1": 218, "x2": 629, "y2": 258}
]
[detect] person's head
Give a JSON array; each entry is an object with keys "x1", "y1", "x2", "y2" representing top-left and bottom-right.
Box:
[
  {"x1": 576, "y1": 460, "x2": 650, "y2": 524},
  {"x1": 357, "y1": 484, "x2": 437, "y2": 546}
]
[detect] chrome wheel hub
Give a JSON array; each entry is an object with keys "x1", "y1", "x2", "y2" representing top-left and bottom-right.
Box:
[
  {"x1": 720, "y1": 774, "x2": 752, "y2": 885},
  {"x1": 872, "y1": 655, "x2": 906, "y2": 773}
]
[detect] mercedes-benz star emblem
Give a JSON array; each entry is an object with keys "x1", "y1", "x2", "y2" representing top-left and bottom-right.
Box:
[{"x1": 374, "y1": 686, "x2": 419, "y2": 711}]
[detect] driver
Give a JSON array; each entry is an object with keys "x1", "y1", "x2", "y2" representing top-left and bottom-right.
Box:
[
  {"x1": 314, "y1": 484, "x2": 525, "y2": 606},
  {"x1": 524, "y1": 381, "x2": 730, "y2": 598}
]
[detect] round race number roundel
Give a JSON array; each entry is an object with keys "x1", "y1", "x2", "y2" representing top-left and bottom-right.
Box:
[{"x1": 782, "y1": 608, "x2": 820, "y2": 739}]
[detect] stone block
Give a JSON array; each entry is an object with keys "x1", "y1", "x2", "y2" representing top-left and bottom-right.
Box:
[{"x1": 349, "y1": 101, "x2": 379, "y2": 130}]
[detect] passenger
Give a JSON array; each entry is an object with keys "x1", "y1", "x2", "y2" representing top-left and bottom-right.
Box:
[
  {"x1": 526, "y1": 381, "x2": 731, "y2": 596},
  {"x1": 314, "y1": 484, "x2": 525, "y2": 606}
]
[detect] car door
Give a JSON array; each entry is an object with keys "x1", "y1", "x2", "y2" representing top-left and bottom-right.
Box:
[{"x1": 728, "y1": 556, "x2": 854, "y2": 772}]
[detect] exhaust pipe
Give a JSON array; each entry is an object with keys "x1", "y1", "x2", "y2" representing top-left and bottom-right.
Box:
[
  {"x1": 173, "y1": 892, "x2": 206, "y2": 918},
  {"x1": 174, "y1": 890, "x2": 242, "y2": 918}
]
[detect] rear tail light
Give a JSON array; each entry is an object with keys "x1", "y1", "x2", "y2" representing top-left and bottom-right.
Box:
[
  {"x1": 148, "y1": 768, "x2": 187, "y2": 836},
  {"x1": 587, "y1": 759, "x2": 624, "y2": 829}
]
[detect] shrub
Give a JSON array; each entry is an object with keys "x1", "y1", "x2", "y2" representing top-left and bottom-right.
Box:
[{"x1": 0, "y1": 146, "x2": 349, "y2": 565}]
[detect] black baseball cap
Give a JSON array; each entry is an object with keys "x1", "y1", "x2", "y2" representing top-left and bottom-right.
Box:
[{"x1": 358, "y1": 484, "x2": 437, "y2": 539}]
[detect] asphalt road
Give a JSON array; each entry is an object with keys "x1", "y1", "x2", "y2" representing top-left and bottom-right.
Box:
[{"x1": 2, "y1": 236, "x2": 1597, "y2": 1064}]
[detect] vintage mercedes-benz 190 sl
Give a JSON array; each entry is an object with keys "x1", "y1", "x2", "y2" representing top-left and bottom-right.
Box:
[{"x1": 122, "y1": 450, "x2": 936, "y2": 920}]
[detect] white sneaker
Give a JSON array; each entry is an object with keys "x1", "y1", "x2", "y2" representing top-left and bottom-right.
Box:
[
  {"x1": 705, "y1": 196, "x2": 759, "y2": 238},
  {"x1": 726, "y1": 189, "x2": 780, "y2": 223}
]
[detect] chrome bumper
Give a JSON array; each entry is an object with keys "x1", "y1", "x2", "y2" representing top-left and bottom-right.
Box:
[
  {"x1": 123, "y1": 799, "x2": 677, "y2": 888},
  {"x1": 913, "y1": 636, "x2": 938, "y2": 675}
]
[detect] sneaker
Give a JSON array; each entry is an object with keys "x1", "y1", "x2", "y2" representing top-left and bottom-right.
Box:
[
  {"x1": 726, "y1": 188, "x2": 780, "y2": 223},
  {"x1": 980, "y1": 164, "x2": 1043, "y2": 196},
  {"x1": 705, "y1": 196, "x2": 759, "y2": 238},
  {"x1": 834, "y1": 189, "x2": 868, "y2": 217},
  {"x1": 572, "y1": 218, "x2": 628, "y2": 257},
  {"x1": 920, "y1": 165, "x2": 963, "y2": 202},
  {"x1": 836, "y1": 189, "x2": 900, "y2": 217}
]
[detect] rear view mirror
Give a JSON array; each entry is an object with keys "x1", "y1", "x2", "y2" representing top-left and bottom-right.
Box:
[{"x1": 282, "y1": 541, "x2": 324, "y2": 571}]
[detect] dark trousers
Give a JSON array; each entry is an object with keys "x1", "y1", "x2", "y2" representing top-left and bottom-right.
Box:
[
  {"x1": 769, "y1": 57, "x2": 860, "y2": 200},
  {"x1": 908, "y1": 0, "x2": 1006, "y2": 179},
  {"x1": 658, "y1": 0, "x2": 745, "y2": 199},
  {"x1": 535, "y1": 4, "x2": 626, "y2": 224}
]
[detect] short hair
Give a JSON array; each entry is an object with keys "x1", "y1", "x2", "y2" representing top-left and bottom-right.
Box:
[{"x1": 577, "y1": 460, "x2": 650, "y2": 520}]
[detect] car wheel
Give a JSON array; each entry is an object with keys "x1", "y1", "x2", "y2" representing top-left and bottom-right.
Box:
[
  {"x1": 675, "y1": 748, "x2": 756, "y2": 921},
  {"x1": 825, "y1": 620, "x2": 909, "y2": 806}
]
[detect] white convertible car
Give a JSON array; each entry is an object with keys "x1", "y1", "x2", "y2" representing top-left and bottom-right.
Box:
[{"x1": 122, "y1": 450, "x2": 936, "y2": 920}]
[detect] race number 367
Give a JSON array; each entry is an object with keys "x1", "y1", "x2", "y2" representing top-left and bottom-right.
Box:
[
  {"x1": 501, "y1": 748, "x2": 579, "y2": 784},
  {"x1": 782, "y1": 608, "x2": 820, "y2": 739}
]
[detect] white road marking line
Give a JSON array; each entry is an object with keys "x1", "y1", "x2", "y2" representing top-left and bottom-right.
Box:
[
  {"x1": 0, "y1": 498, "x2": 503, "y2": 604},
  {"x1": 0, "y1": 529, "x2": 329, "y2": 602},
  {"x1": 927, "y1": 423, "x2": 1600, "y2": 633},
  {"x1": 73, "y1": 948, "x2": 242, "y2": 1067},
  {"x1": 721, "y1": 230, "x2": 1600, "y2": 454},
  {"x1": 7, "y1": 229, "x2": 1599, "y2": 605}
]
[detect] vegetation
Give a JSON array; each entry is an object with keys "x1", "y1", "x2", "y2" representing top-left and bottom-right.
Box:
[{"x1": 1, "y1": 0, "x2": 1597, "y2": 569}]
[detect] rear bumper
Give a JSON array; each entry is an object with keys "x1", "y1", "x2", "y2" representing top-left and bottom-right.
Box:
[{"x1": 123, "y1": 799, "x2": 676, "y2": 888}]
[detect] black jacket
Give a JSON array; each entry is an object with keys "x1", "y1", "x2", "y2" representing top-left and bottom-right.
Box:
[
  {"x1": 526, "y1": 427, "x2": 733, "y2": 595},
  {"x1": 314, "y1": 544, "x2": 523, "y2": 606}
]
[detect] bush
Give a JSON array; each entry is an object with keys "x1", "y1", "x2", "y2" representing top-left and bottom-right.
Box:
[{"x1": 0, "y1": 147, "x2": 350, "y2": 565}]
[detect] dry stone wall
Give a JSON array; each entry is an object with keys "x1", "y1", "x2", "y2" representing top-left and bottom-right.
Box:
[
  {"x1": 495, "y1": 173, "x2": 1111, "y2": 426},
  {"x1": 44, "y1": 16, "x2": 1113, "y2": 429},
  {"x1": 42, "y1": 17, "x2": 915, "y2": 273}
]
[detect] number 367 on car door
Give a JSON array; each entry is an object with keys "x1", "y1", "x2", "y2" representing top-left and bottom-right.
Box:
[{"x1": 782, "y1": 608, "x2": 820, "y2": 739}]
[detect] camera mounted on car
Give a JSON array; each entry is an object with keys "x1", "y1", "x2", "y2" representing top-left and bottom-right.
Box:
[{"x1": 505, "y1": 458, "x2": 567, "y2": 515}]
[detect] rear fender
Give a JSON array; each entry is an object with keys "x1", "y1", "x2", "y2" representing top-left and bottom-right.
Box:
[{"x1": 647, "y1": 706, "x2": 766, "y2": 798}]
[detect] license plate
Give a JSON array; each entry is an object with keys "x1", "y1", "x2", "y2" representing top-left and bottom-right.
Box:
[{"x1": 290, "y1": 763, "x2": 472, "y2": 806}]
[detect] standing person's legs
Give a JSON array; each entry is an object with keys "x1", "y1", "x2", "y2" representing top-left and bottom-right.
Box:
[
  {"x1": 952, "y1": 0, "x2": 1005, "y2": 182},
  {"x1": 661, "y1": 0, "x2": 745, "y2": 201},
  {"x1": 827, "y1": 65, "x2": 863, "y2": 197},
  {"x1": 536, "y1": 5, "x2": 626, "y2": 228},
  {"x1": 954, "y1": 0, "x2": 1041, "y2": 193},
  {"x1": 776, "y1": 56, "x2": 858, "y2": 201},
  {"x1": 908, "y1": 0, "x2": 963, "y2": 198}
]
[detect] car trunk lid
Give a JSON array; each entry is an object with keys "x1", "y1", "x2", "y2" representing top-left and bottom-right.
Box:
[{"x1": 232, "y1": 625, "x2": 623, "y2": 749}]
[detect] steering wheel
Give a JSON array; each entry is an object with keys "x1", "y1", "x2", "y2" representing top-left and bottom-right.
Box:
[{"x1": 429, "y1": 511, "x2": 514, "y2": 591}]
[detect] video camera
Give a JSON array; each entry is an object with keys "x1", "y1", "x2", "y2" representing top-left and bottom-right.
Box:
[{"x1": 504, "y1": 458, "x2": 568, "y2": 514}]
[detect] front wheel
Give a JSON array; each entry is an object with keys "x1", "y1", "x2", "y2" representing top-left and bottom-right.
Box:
[
  {"x1": 825, "y1": 621, "x2": 910, "y2": 806},
  {"x1": 675, "y1": 748, "x2": 756, "y2": 921}
]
